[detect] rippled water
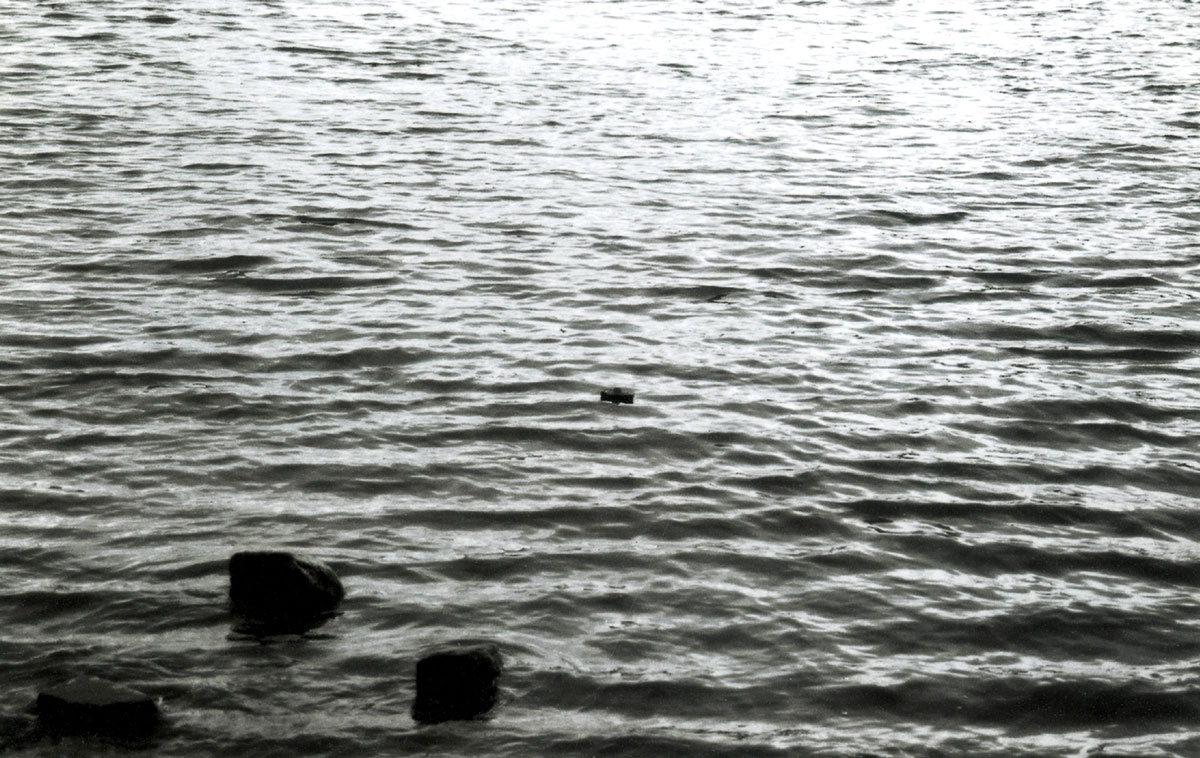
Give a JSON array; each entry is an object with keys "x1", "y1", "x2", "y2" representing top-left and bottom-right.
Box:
[{"x1": 2, "y1": 0, "x2": 1199, "y2": 755}]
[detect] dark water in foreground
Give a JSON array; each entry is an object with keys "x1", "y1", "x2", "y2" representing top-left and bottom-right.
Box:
[{"x1": 2, "y1": 0, "x2": 1199, "y2": 755}]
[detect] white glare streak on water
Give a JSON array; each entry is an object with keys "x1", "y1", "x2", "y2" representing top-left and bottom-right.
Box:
[{"x1": 1, "y1": 0, "x2": 1199, "y2": 755}]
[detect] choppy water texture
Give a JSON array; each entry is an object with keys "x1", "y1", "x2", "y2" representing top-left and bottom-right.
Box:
[{"x1": 2, "y1": 0, "x2": 1199, "y2": 755}]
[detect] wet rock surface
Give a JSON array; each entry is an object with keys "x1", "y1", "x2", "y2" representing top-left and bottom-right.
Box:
[
  {"x1": 229, "y1": 551, "x2": 345, "y2": 633},
  {"x1": 412, "y1": 642, "x2": 503, "y2": 724},
  {"x1": 600, "y1": 387, "x2": 635, "y2": 404}
]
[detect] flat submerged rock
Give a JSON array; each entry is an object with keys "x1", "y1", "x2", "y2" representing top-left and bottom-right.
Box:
[{"x1": 36, "y1": 676, "x2": 158, "y2": 736}]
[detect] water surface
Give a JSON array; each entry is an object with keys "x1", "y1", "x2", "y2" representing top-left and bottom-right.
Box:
[{"x1": 1, "y1": 0, "x2": 1199, "y2": 755}]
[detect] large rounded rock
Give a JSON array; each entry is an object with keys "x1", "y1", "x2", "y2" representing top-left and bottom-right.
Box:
[
  {"x1": 229, "y1": 551, "x2": 344, "y2": 633},
  {"x1": 412, "y1": 642, "x2": 503, "y2": 724},
  {"x1": 36, "y1": 676, "x2": 158, "y2": 737}
]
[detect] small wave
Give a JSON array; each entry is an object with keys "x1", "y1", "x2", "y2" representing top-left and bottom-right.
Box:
[
  {"x1": 764, "y1": 112, "x2": 833, "y2": 122},
  {"x1": 156, "y1": 254, "x2": 275, "y2": 274},
  {"x1": 839, "y1": 274, "x2": 943, "y2": 290},
  {"x1": 946, "y1": 322, "x2": 1200, "y2": 351},
  {"x1": 643, "y1": 284, "x2": 743, "y2": 302},
  {"x1": 968, "y1": 270, "x2": 1049, "y2": 285},
  {"x1": 207, "y1": 274, "x2": 397, "y2": 294},
  {"x1": 744, "y1": 266, "x2": 941, "y2": 291},
  {"x1": 42, "y1": 430, "x2": 135, "y2": 451},
  {"x1": 525, "y1": 731, "x2": 790, "y2": 758},
  {"x1": 835, "y1": 455, "x2": 1200, "y2": 498},
  {"x1": 291, "y1": 215, "x2": 418, "y2": 230},
  {"x1": 405, "y1": 124, "x2": 484, "y2": 135},
  {"x1": 874, "y1": 605, "x2": 1200, "y2": 663},
  {"x1": 53, "y1": 32, "x2": 120, "y2": 42},
  {"x1": 968, "y1": 171, "x2": 1018, "y2": 180},
  {"x1": 952, "y1": 419, "x2": 1192, "y2": 451},
  {"x1": 989, "y1": 397, "x2": 1198, "y2": 424},
  {"x1": 270, "y1": 345, "x2": 430, "y2": 372},
  {"x1": 146, "y1": 226, "x2": 244, "y2": 239},
  {"x1": 254, "y1": 212, "x2": 420, "y2": 230},
  {"x1": 7, "y1": 589, "x2": 115, "y2": 627},
  {"x1": 381, "y1": 70, "x2": 442, "y2": 80},
  {"x1": 414, "y1": 425, "x2": 706, "y2": 460},
  {"x1": 843, "y1": 498, "x2": 1180, "y2": 538},
  {"x1": 808, "y1": 677, "x2": 1200, "y2": 730},
  {"x1": 26, "y1": 347, "x2": 184, "y2": 372},
  {"x1": 413, "y1": 110, "x2": 478, "y2": 118},
  {"x1": 1, "y1": 177, "x2": 94, "y2": 190},
  {"x1": 1143, "y1": 83, "x2": 1187, "y2": 95},
  {"x1": 272, "y1": 44, "x2": 358, "y2": 59},
  {"x1": 0, "y1": 488, "x2": 114, "y2": 514},
  {"x1": 1005, "y1": 346, "x2": 1190, "y2": 362},
  {"x1": 431, "y1": 550, "x2": 668, "y2": 583},
  {"x1": 1047, "y1": 274, "x2": 1168, "y2": 288},
  {"x1": 0, "y1": 331, "x2": 111, "y2": 349},
  {"x1": 985, "y1": 679, "x2": 1200, "y2": 731},
  {"x1": 841, "y1": 209, "x2": 970, "y2": 227},
  {"x1": 874, "y1": 530, "x2": 1200, "y2": 585},
  {"x1": 520, "y1": 670, "x2": 742, "y2": 719},
  {"x1": 371, "y1": 504, "x2": 643, "y2": 535},
  {"x1": 1015, "y1": 155, "x2": 1075, "y2": 167},
  {"x1": 179, "y1": 162, "x2": 259, "y2": 171},
  {"x1": 0, "y1": 106, "x2": 55, "y2": 118},
  {"x1": 720, "y1": 471, "x2": 823, "y2": 496}
]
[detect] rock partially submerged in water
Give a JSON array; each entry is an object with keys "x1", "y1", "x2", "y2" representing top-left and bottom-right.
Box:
[
  {"x1": 412, "y1": 642, "x2": 503, "y2": 724},
  {"x1": 36, "y1": 676, "x2": 158, "y2": 737},
  {"x1": 229, "y1": 551, "x2": 344, "y2": 633},
  {"x1": 600, "y1": 387, "x2": 634, "y2": 404}
]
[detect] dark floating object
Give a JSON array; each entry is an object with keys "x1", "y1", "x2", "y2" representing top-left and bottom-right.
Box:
[
  {"x1": 600, "y1": 387, "x2": 634, "y2": 404},
  {"x1": 229, "y1": 551, "x2": 345, "y2": 634},
  {"x1": 36, "y1": 676, "x2": 159, "y2": 737},
  {"x1": 412, "y1": 642, "x2": 503, "y2": 724}
]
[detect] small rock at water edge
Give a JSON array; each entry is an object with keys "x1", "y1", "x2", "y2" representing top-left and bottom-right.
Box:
[
  {"x1": 37, "y1": 676, "x2": 159, "y2": 736},
  {"x1": 229, "y1": 551, "x2": 345, "y2": 633},
  {"x1": 600, "y1": 387, "x2": 634, "y2": 404},
  {"x1": 412, "y1": 642, "x2": 503, "y2": 724}
]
